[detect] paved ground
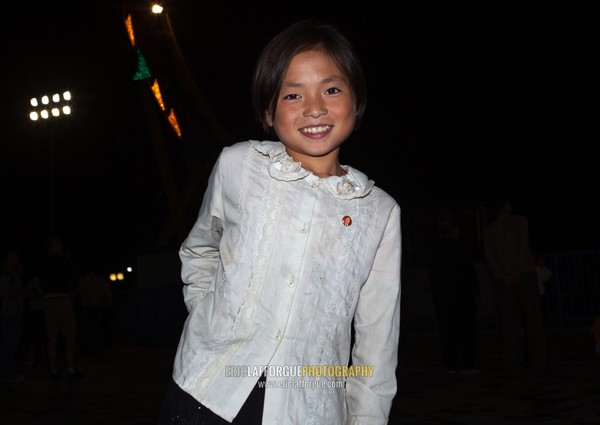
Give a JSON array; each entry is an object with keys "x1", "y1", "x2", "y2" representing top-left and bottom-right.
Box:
[
  {"x1": 392, "y1": 326, "x2": 600, "y2": 424},
  {"x1": 1, "y1": 326, "x2": 598, "y2": 424}
]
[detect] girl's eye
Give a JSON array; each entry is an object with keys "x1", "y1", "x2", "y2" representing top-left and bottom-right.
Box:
[
  {"x1": 283, "y1": 93, "x2": 300, "y2": 100},
  {"x1": 325, "y1": 87, "x2": 341, "y2": 95}
]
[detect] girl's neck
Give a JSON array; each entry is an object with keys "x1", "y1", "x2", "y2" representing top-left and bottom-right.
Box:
[
  {"x1": 310, "y1": 163, "x2": 346, "y2": 178},
  {"x1": 285, "y1": 149, "x2": 345, "y2": 178}
]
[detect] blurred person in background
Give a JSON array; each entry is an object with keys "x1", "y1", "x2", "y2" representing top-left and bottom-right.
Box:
[
  {"x1": 0, "y1": 248, "x2": 26, "y2": 383},
  {"x1": 37, "y1": 236, "x2": 83, "y2": 381},
  {"x1": 483, "y1": 198, "x2": 547, "y2": 377}
]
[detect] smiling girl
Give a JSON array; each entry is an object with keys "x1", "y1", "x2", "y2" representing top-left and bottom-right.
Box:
[{"x1": 158, "y1": 19, "x2": 402, "y2": 425}]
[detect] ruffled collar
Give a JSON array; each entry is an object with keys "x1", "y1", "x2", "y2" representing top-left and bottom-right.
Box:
[{"x1": 251, "y1": 140, "x2": 374, "y2": 199}]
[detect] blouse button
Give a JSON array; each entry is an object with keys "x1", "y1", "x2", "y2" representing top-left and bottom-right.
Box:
[
  {"x1": 288, "y1": 279, "x2": 296, "y2": 288},
  {"x1": 300, "y1": 224, "x2": 309, "y2": 234},
  {"x1": 275, "y1": 331, "x2": 282, "y2": 340}
]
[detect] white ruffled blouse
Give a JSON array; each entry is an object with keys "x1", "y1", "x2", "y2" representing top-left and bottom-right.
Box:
[{"x1": 173, "y1": 140, "x2": 401, "y2": 425}]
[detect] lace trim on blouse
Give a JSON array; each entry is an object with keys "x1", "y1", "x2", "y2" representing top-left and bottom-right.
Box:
[{"x1": 251, "y1": 140, "x2": 375, "y2": 199}]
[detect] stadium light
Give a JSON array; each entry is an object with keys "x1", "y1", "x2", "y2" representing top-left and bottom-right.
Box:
[{"x1": 29, "y1": 90, "x2": 72, "y2": 121}]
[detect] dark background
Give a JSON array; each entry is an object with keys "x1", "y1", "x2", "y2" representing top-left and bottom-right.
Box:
[{"x1": 1, "y1": 1, "x2": 598, "y2": 274}]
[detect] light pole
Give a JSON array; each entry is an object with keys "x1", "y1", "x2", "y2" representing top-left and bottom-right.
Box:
[{"x1": 29, "y1": 90, "x2": 72, "y2": 233}]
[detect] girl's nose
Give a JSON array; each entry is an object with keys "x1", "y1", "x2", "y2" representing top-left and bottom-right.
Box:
[{"x1": 304, "y1": 96, "x2": 327, "y2": 118}]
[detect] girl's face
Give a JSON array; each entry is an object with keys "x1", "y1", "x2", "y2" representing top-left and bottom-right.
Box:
[{"x1": 266, "y1": 49, "x2": 356, "y2": 174}]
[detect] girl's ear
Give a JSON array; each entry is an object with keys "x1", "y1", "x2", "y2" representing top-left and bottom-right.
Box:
[{"x1": 265, "y1": 111, "x2": 273, "y2": 127}]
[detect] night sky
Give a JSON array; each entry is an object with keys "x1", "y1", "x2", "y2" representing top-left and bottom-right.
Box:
[{"x1": 2, "y1": 1, "x2": 598, "y2": 274}]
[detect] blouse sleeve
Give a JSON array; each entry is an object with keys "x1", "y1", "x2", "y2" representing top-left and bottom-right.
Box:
[
  {"x1": 178, "y1": 152, "x2": 224, "y2": 312},
  {"x1": 345, "y1": 203, "x2": 401, "y2": 425}
]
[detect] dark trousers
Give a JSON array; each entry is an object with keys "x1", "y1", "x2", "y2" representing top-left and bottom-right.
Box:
[
  {"x1": 158, "y1": 377, "x2": 265, "y2": 424},
  {"x1": 24, "y1": 309, "x2": 46, "y2": 361},
  {"x1": 496, "y1": 271, "x2": 547, "y2": 375},
  {"x1": 1, "y1": 314, "x2": 24, "y2": 378}
]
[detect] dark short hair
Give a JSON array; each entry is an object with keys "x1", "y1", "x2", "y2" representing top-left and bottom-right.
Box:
[{"x1": 251, "y1": 18, "x2": 367, "y2": 135}]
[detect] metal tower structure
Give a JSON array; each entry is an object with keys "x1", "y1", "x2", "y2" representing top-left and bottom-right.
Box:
[{"x1": 122, "y1": 2, "x2": 232, "y2": 248}]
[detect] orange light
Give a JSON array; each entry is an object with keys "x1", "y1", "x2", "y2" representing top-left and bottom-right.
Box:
[
  {"x1": 125, "y1": 14, "x2": 135, "y2": 46},
  {"x1": 151, "y1": 79, "x2": 166, "y2": 111},
  {"x1": 167, "y1": 108, "x2": 182, "y2": 139}
]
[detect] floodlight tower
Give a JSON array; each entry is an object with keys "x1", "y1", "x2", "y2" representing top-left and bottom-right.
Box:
[{"x1": 29, "y1": 90, "x2": 72, "y2": 233}]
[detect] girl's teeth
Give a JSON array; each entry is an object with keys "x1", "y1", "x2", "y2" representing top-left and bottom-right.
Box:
[{"x1": 303, "y1": 126, "x2": 330, "y2": 134}]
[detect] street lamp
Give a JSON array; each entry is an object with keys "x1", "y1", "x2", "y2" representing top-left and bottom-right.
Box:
[
  {"x1": 151, "y1": 3, "x2": 163, "y2": 14},
  {"x1": 28, "y1": 90, "x2": 72, "y2": 233}
]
